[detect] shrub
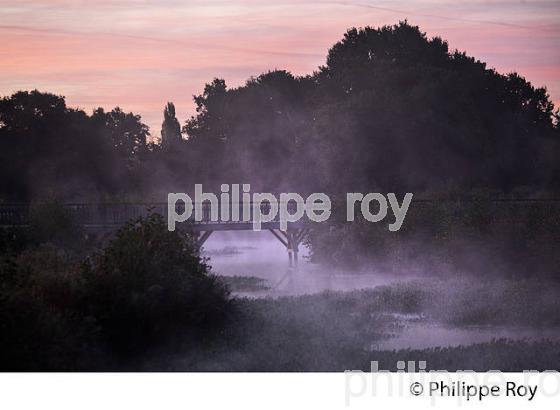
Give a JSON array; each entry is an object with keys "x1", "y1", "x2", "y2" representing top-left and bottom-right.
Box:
[
  {"x1": 81, "y1": 213, "x2": 232, "y2": 358},
  {"x1": 0, "y1": 244, "x2": 99, "y2": 370},
  {"x1": 0, "y1": 213, "x2": 233, "y2": 369}
]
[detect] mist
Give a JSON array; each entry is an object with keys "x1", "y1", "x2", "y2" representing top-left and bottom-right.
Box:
[{"x1": 1, "y1": 21, "x2": 560, "y2": 372}]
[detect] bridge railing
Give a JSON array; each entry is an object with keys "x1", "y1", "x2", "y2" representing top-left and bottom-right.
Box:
[
  {"x1": 0, "y1": 204, "x2": 31, "y2": 226},
  {"x1": 0, "y1": 201, "x2": 298, "y2": 227},
  {"x1": 2, "y1": 199, "x2": 558, "y2": 229}
]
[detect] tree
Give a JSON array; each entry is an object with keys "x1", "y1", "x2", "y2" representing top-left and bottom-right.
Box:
[
  {"x1": 1, "y1": 22, "x2": 559, "y2": 200},
  {"x1": 91, "y1": 107, "x2": 149, "y2": 160},
  {"x1": 179, "y1": 21, "x2": 559, "y2": 193},
  {"x1": 0, "y1": 90, "x2": 155, "y2": 201},
  {"x1": 161, "y1": 102, "x2": 182, "y2": 149},
  {"x1": 0, "y1": 90, "x2": 116, "y2": 200}
]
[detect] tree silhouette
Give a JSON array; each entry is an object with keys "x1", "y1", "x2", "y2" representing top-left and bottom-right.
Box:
[
  {"x1": 161, "y1": 102, "x2": 182, "y2": 149},
  {"x1": 91, "y1": 107, "x2": 149, "y2": 160},
  {"x1": 0, "y1": 22, "x2": 558, "y2": 201},
  {"x1": 0, "y1": 91, "x2": 152, "y2": 200},
  {"x1": 179, "y1": 21, "x2": 559, "y2": 193}
]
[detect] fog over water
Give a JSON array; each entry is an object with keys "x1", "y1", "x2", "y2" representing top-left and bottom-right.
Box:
[
  {"x1": 374, "y1": 322, "x2": 560, "y2": 351},
  {"x1": 202, "y1": 231, "x2": 416, "y2": 296},
  {"x1": 202, "y1": 231, "x2": 560, "y2": 350}
]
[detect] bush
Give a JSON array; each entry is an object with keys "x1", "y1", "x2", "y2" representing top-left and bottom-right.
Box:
[
  {"x1": 81, "y1": 213, "x2": 232, "y2": 358},
  {"x1": 28, "y1": 200, "x2": 86, "y2": 251},
  {"x1": 0, "y1": 244, "x2": 99, "y2": 370},
  {"x1": 0, "y1": 213, "x2": 232, "y2": 369}
]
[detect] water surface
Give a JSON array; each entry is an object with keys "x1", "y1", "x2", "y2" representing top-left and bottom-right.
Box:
[{"x1": 202, "y1": 231, "x2": 560, "y2": 349}]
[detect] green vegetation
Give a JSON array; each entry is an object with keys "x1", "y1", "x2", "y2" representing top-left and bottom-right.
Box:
[
  {"x1": 2, "y1": 22, "x2": 558, "y2": 278},
  {"x1": 307, "y1": 197, "x2": 560, "y2": 278},
  {"x1": 81, "y1": 213, "x2": 231, "y2": 358},
  {"x1": 1, "y1": 198, "x2": 558, "y2": 371},
  {"x1": 358, "y1": 340, "x2": 560, "y2": 372},
  {"x1": 1, "y1": 22, "x2": 559, "y2": 203},
  {"x1": 170, "y1": 279, "x2": 560, "y2": 371},
  {"x1": 1, "y1": 22, "x2": 559, "y2": 371},
  {"x1": 0, "y1": 209, "x2": 231, "y2": 370},
  {"x1": 218, "y1": 275, "x2": 270, "y2": 292},
  {"x1": 0, "y1": 205, "x2": 558, "y2": 371}
]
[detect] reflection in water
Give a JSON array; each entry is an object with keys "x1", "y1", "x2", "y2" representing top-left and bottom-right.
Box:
[{"x1": 202, "y1": 230, "x2": 415, "y2": 296}]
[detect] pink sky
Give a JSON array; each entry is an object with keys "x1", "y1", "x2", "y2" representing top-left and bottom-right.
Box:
[{"x1": 1, "y1": 0, "x2": 559, "y2": 139}]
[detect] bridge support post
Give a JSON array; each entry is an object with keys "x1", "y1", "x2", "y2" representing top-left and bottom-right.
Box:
[
  {"x1": 195, "y1": 230, "x2": 213, "y2": 249},
  {"x1": 288, "y1": 231, "x2": 299, "y2": 268},
  {"x1": 268, "y1": 228, "x2": 307, "y2": 269},
  {"x1": 293, "y1": 236, "x2": 299, "y2": 267},
  {"x1": 287, "y1": 231, "x2": 293, "y2": 268}
]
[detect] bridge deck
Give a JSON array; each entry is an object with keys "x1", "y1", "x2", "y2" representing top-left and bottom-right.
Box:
[
  {"x1": 0, "y1": 202, "x2": 310, "y2": 272},
  {"x1": 0, "y1": 203, "x2": 306, "y2": 232}
]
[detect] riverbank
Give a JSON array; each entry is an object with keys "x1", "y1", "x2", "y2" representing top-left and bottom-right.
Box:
[{"x1": 146, "y1": 278, "x2": 560, "y2": 371}]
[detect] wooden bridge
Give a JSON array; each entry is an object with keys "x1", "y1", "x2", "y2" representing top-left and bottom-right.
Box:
[
  {"x1": 2, "y1": 198, "x2": 557, "y2": 270},
  {"x1": 0, "y1": 202, "x2": 309, "y2": 268}
]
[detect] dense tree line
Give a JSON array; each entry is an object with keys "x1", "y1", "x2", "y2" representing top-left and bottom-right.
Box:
[
  {"x1": 0, "y1": 91, "x2": 151, "y2": 200},
  {"x1": 181, "y1": 22, "x2": 559, "y2": 194},
  {"x1": 1, "y1": 22, "x2": 558, "y2": 202}
]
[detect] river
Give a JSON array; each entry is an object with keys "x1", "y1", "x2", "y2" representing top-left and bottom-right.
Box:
[{"x1": 202, "y1": 231, "x2": 560, "y2": 350}]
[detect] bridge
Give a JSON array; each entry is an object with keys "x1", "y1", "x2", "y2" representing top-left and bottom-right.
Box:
[
  {"x1": 2, "y1": 198, "x2": 558, "y2": 271},
  {"x1": 0, "y1": 202, "x2": 310, "y2": 268}
]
